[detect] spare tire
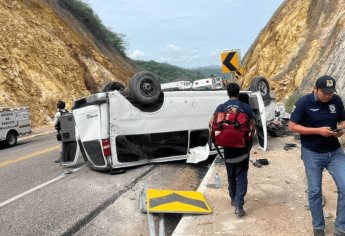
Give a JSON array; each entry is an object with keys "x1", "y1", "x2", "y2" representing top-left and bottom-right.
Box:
[
  {"x1": 129, "y1": 71, "x2": 161, "y2": 105},
  {"x1": 100, "y1": 81, "x2": 125, "y2": 93},
  {"x1": 250, "y1": 77, "x2": 270, "y2": 100}
]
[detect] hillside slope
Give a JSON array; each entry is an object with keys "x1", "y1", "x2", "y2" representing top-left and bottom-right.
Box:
[
  {"x1": 0, "y1": 0, "x2": 135, "y2": 126},
  {"x1": 243, "y1": 0, "x2": 345, "y2": 101}
]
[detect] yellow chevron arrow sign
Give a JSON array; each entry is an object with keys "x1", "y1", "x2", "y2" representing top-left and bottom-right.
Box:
[
  {"x1": 147, "y1": 189, "x2": 212, "y2": 214},
  {"x1": 221, "y1": 50, "x2": 241, "y2": 73}
]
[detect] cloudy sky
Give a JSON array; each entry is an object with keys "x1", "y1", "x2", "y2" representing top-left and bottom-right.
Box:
[{"x1": 85, "y1": 0, "x2": 283, "y2": 68}]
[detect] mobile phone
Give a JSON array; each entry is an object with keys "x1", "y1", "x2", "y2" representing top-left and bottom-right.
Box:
[{"x1": 333, "y1": 128, "x2": 344, "y2": 132}]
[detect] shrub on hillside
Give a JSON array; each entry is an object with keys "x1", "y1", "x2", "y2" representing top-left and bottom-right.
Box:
[
  {"x1": 285, "y1": 90, "x2": 301, "y2": 113},
  {"x1": 134, "y1": 60, "x2": 205, "y2": 83},
  {"x1": 59, "y1": 0, "x2": 127, "y2": 56}
]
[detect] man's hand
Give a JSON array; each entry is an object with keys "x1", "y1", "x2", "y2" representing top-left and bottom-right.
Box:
[
  {"x1": 319, "y1": 127, "x2": 335, "y2": 137},
  {"x1": 333, "y1": 129, "x2": 345, "y2": 138}
]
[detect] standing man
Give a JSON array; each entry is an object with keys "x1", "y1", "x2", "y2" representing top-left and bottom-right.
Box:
[
  {"x1": 289, "y1": 75, "x2": 345, "y2": 236},
  {"x1": 53, "y1": 100, "x2": 68, "y2": 163},
  {"x1": 210, "y1": 83, "x2": 255, "y2": 217}
]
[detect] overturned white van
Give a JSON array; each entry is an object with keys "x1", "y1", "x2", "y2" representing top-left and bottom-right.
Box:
[{"x1": 60, "y1": 72, "x2": 275, "y2": 173}]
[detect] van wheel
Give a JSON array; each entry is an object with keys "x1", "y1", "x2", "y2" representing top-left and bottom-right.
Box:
[
  {"x1": 250, "y1": 77, "x2": 270, "y2": 100},
  {"x1": 100, "y1": 81, "x2": 125, "y2": 93},
  {"x1": 6, "y1": 131, "x2": 17, "y2": 147},
  {"x1": 129, "y1": 71, "x2": 161, "y2": 105}
]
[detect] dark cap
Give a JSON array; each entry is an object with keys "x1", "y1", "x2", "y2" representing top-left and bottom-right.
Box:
[{"x1": 315, "y1": 75, "x2": 337, "y2": 93}]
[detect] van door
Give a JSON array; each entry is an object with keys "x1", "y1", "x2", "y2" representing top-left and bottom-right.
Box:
[
  {"x1": 59, "y1": 113, "x2": 81, "y2": 166},
  {"x1": 249, "y1": 92, "x2": 268, "y2": 151},
  {"x1": 16, "y1": 108, "x2": 31, "y2": 135},
  {"x1": 72, "y1": 104, "x2": 108, "y2": 169}
]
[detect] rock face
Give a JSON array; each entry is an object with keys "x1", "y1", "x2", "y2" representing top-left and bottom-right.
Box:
[
  {"x1": 243, "y1": 0, "x2": 345, "y2": 102},
  {"x1": 0, "y1": 0, "x2": 135, "y2": 126}
]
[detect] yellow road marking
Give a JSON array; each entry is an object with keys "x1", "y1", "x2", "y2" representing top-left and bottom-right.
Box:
[{"x1": 0, "y1": 145, "x2": 59, "y2": 168}]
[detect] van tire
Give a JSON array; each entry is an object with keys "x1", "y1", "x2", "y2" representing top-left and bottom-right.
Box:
[
  {"x1": 100, "y1": 81, "x2": 125, "y2": 93},
  {"x1": 250, "y1": 77, "x2": 270, "y2": 100},
  {"x1": 6, "y1": 131, "x2": 17, "y2": 147},
  {"x1": 129, "y1": 71, "x2": 161, "y2": 105}
]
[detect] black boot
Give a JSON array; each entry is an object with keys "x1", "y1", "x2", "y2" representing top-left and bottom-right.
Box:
[
  {"x1": 313, "y1": 229, "x2": 325, "y2": 236},
  {"x1": 235, "y1": 206, "x2": 245, "y2": 217}
]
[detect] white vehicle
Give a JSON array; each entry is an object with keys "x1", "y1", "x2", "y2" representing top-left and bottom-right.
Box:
[
  {"x1": 60, "y1": 72, "x2": 275, "y2": 173},
  {"x1": 192, "y1": 77, "x2": 223, "y2": 90},
  {"x1": 161, "y1": 81, "x2": 192, "y2": 91},
  {"x1": 0, "y1": 107, "x2": 31, "y2": 147}
]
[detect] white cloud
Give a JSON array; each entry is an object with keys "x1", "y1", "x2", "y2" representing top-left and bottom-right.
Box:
[
  {"x1": 157, "y1": 44, "x2": 199, "y2": 67},
  {"x1": 128, "y1": 50, "x2": 145, "y2": 60},
  {"x1": 166, "y1": 44, "x2": 182, "y2": 51},
  {"x1": 211, "y1": 49, "x2": 221, "y2": 56}
]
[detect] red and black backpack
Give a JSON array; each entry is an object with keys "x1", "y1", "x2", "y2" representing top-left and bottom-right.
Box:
[{"x1": 210, "y1": 106, "x2": 253, "y2": 148}]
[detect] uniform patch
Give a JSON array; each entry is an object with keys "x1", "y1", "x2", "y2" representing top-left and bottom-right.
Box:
[
  {"x1": 326, "y1": 79, "x2": 334, "y2": 87},
  {"x1": 329, "y1": 104, "x2": 336, "y2": 113},
  {"x1": 291, "y1": 106, "x2": 296, "y2": 113}
]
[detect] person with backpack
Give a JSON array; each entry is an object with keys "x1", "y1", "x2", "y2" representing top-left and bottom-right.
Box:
[
  {"x1": 209, "y1": 82, "x2": 255, "y2": 217},
  {"x1": 53, "y1": 100, "x2": 68, "y2": 163},
  {"x1": 289, "y1": 75, "x2": 345, "y2": 236}
]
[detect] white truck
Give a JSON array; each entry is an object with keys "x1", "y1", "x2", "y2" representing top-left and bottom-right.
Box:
[
  {"x1": 161, "y1": 81, "x2": 192, "y2": 91},
  {"x1": 59, "y1": 72, "x2": 275, "y2": 174},
  {"x1": 0, "y1": 107, "x2": 32, "y2": 147},
  {"x1": 192, "y1": 77, "x2": 223, "y2": 90}
]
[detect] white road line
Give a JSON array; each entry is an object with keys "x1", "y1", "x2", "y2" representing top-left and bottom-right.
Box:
[
  {"x1": 0, "y1": 167, "x2": 82, "y2": 209},
  {"x1": 19, "y1": 131, "x2": 55, "y2": 141}
]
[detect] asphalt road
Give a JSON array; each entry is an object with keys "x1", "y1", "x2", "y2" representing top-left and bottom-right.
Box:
[{"x1": 0, "y1": 132, "x2": 206, "y2": 236}]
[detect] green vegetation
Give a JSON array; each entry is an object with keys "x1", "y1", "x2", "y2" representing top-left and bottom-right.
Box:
[
  {"x1": 284, "y1": 90, "x2": 301, "y2": 113},
  {"x1": 194, "y1": 67, "x2": 236, "y2": 80},
  {"x1": 59, "y1": 0, "x2": 127, "y2": 55},
  {"x1": 134, "y1": 60, "x2": 205, "y2": 83},
  {"x1": 134, "y1": 60, "x2": 229, "y2": 83}
]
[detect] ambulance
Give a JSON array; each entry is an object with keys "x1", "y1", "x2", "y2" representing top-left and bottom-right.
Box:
[{"x1": 0, "y1": 107, "x2": 31, "y2": 147}]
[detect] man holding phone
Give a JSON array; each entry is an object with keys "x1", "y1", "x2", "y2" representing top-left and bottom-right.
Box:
[{"x1": 289, "y1": 75, "x2": 345, "y2": 236}]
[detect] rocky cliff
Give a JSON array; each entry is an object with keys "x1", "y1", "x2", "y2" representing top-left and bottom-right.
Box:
[
  {"x1": 0, "y1": 0, "x2": 136, "y2": 126},
  {"x1": 242, "y1": 0, "x2": 345, "y2": 101}
]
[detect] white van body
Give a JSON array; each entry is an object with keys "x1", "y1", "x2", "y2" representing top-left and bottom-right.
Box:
[
  {"x1": 192, "y1": 77, "x2": 223, "y2": 90},
  {"x1": 161, "y1": 81, "x2": 192, "y2": 91},
  {"x1": 0, "y1": 107, "x2": 31, "y2": 147},
  {"x1": 60, "y1": 89, "x2": 275, "y2": 172}
]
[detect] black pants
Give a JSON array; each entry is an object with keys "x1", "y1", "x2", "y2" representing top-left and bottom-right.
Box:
[{"x1": 224, "y1": 143, "x2": 251, "y2": 207}]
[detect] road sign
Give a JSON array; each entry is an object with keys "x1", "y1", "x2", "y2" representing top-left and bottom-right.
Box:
[
  {"x1": 221, "y1": 50, "x2": 241, "y2": 73},
  {"x1": 146, "y1": 189, "x2": 212, "y2": 214}
]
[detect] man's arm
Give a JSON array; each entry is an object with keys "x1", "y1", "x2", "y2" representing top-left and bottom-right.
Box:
[
  {"x1": 288, "y1": 121, "x2": 334, "y2": 137},
  {"x1": 53, "y1": 112, "x2": 60, "y2": 126}
]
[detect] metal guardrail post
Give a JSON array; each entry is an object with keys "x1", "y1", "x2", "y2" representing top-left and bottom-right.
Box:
[
  {"x1": 158, "y1": 213, "x2": 165, "y2": 236},
  {"x1": 147, "y1": 212, "x2": 156, "y2": 236}
]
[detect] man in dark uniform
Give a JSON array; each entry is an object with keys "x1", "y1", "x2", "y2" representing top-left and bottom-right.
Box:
[
  {"x1": 53, "y1": 100, "x2": 68, "y2": 163},
  {"x1": 289, "y1": 75, "x2": 345, "y2": 236},
  {"x1": 211, "y1": 83, "x2": 255, "y2": 217}
]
